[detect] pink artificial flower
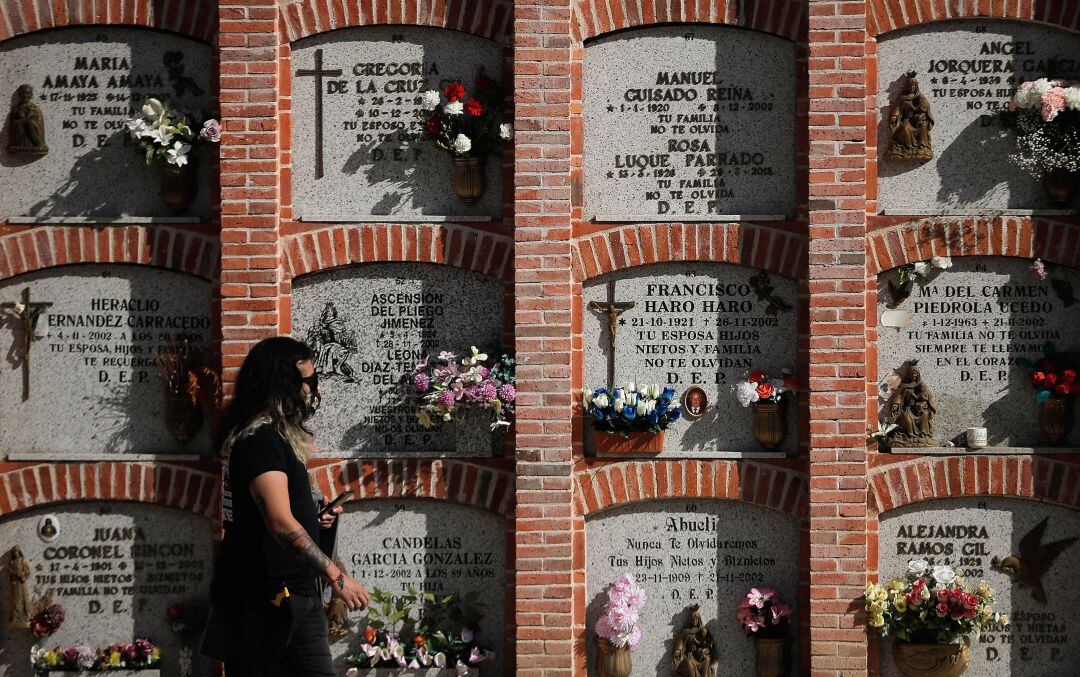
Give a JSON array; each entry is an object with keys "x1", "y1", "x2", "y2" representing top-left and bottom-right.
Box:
[
  {"x1": 936, "y1": 588, "x2": 950, "y2": 603},
  {"x1": 625, "y1": 625, "x2": 642, "y2": 647},
  {"x1": 935, "y1": 603, "x2": 949, "y2": 618},
  {"x1": 771, "y1": 602, "x2": 792, "y2": 624},
  {"x1": 1042, "y1": 89, "x2": 1066, "y2": 121},
  {"x1": 1009, "y1": 99, "x2": 1018, "y2": 111},
  {"x1": 1019, "y1": 81, "x2": 1036, "y2": 92}
]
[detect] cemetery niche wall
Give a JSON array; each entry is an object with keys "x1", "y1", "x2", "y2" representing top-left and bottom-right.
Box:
[
  {"x1": 583, "y1": 262, "x2": 799, "y2": 457},
  {"x1": 290, "y1": 26, "x2": 505, "y2": 221},
  {"x1": 0, "y1": 27, "x2": 214, "y2": 220},
  {"x1": 879, "y1": 497, "x2": 1080, "y2": 677},
  {"x1": 877, "y1": 256, "x2": 1080, "y2": 450},
  {"x1": 876, "y1": 19, "x2": 1080, "y2": 214},
  {"x1": 585, "y1": 498, "x2": 800, "y2": 676},
  {"x1": 0, "y1": 263, "x2": 214, "y2": 459},
  {"x1": 291, "y1": 261, "x2": 505, "y2": 457},
  {"x1": 0, "y1": 501, "x2": 214, "y2": 677},
  {"x1": 583, "y1": 24, "x2": 797, "y2": 221}
]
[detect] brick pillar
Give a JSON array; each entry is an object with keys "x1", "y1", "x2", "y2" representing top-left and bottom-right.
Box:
[
  {"x1": 218, "y1": 0, "x2": 281, "y2": 388},
  {"x1": 807, "y1": 0, "x2": 870, "y2": 673},
  {"x1": 513, "y1": 1, "x2": 575, "y2": 674}
]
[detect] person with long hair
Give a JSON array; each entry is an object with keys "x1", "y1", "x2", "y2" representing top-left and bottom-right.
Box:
[{"x1": 209, "y1": 336, "x2": 369, "y2": 676}]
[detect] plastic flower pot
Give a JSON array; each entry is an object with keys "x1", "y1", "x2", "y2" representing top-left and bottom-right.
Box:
[
  {"x1": 1039, "y1": 394, "x2": 1074, "y2": 445},
  {"x1": 752, "y1": 402, "x2": 787, "y2": 451},
  {"x1": 593, "y1": 430, "x2": 665, "y2": 456},
  {"x1": 754, "y1": 636, "x2": 789, "y2": 677},
  {"x1": 161, "y1": 161, "x2": 198, "y2": 211},
  {"x1": 1042, "y1": 168, "x2": 1078, "y2": 204},
  {"x1": 452, "y1": 156, "x2": 486, "y2": 204},
  {"x1": 595, "y1": 638, "x2": 631, "y2": 677},
  {"x1": 891, "y1": 642, "x2": 969, "y2": 677}
]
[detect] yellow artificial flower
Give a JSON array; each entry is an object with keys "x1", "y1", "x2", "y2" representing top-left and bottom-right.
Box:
[
  {"x1": 887, "y1": 578, "x2": 906, "y2": 592},
  {"x1": 108, "y1": 651, "x2": 122, "y2": 666},
  {"x1": 865, "y1": 582, "x2": 887, "y2": 603},
  {"x1": 868, "y1": 600, "x2": 887, "y2": 614},
  {"x1": 46, "y1": 652, "x2": 60, "y2": 667},
  {"x1": 868, "y1": 612, "x2": 885, "y2": 628},
  {"x1": 894, "y1": 596, "x2": 908, "y2": 613},
  {"x1": 151, "y1": 648, "x2": 161, "y2": 660},
  {"x1": 977, "y1": 580, "x2": 995, "y2": 600}
]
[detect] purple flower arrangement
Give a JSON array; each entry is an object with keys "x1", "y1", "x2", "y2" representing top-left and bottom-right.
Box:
[
  {"x1": 407, "y1": 347, "x2": 516, "y2": 430},
  {"x1": 594, "y1": 573, "x2": 647, "y2": 649},
  {"x1": 737, "y1": 587, "x2": 793, "y2": 638}
]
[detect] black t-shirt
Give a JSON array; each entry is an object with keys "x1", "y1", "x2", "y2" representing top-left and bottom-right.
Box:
[{"x1": 211, "y1": 424, "x2": 320, "y2": 607}]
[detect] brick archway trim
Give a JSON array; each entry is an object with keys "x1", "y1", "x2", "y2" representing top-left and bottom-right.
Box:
[
  {"x1": 869, "y1": 0, "x2": 1080, "y2": 37},
  {"x1": 282, "y1": 0, "x2": 514, "y2": 43},
  {"x1": 282, "y1": 223, "x2": 513, "y2": 283},
  {"x1": 0, "y1": 463, "x2": 220, "y2": 519},
  {"x1": 867, "y1": 217, "x2": 1080, "y2": 274},
  {"x1": 870, "y1": 456, "x2": 1080, "y2": 513},
  {"x1": 0, "y1": 0, "x2": 217, "y2": 42},
  {"x1": 573, "y1": 0, "x2": 805, "y2": 42},
  {"x1": 571, "y1": 222, "x2": 806, "y2": 281},
  {"x1": 575, "y1": 460, "x2": 808, "y2": 518},
  {"x1": 0, "y1": 226, "x2": 220, "y2": 282},
  {"x1": 308, "y1": 459, "x2": 515, "y2": 518}
]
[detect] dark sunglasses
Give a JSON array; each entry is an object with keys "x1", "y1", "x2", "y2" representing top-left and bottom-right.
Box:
[{"x1": 300, "y1": 373, "x2": 319, "y2": 392}]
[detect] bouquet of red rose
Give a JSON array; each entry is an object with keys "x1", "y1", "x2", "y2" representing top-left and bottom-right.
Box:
[
  {"x1": 1017, "y1": 343, "x2": 1077, "y2": 404},
  {"x1": 415, "y1": 70, "x2": 511, "y2": 158}
]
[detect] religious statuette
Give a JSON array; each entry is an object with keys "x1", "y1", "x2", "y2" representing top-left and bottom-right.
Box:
[
  {"x1": 991, "y1": 517, "x2": 1077, "y2": 605},
  {"x1": 5, "y1": 85, "x2": 48, "y2": 156},
  {"x1": 885, "y1": 72, "x2": 934, "y2": 162},
  {"x1": 883, "y1": 360, "x2": 937, "y2": 448},
  {"x1": 587, "y1": 280, "x2": 635, "y2": 390},
  {"x1": 681, "y1": 386, "x2": 709, "y2": 422},
  {"x1": 1, "y1": 287, "x2": 53, "y2": 402},
  {"x1": 672, "y1": 604, "x2": 717, "y2": 677},
  {"x1": 7, "y1": 546, "x2": 31, "y2": 629}
]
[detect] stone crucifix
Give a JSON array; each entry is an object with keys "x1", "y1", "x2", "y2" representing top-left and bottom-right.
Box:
[
  {"x1": 1, "y1": 287, "x2": 52, "y2": 401},
  {"x1": 295, "y1": 48, "x2": 342, "y2": 180},
  {"x1": 588, "y1": 280, "x2": 635, "y2": 390}
]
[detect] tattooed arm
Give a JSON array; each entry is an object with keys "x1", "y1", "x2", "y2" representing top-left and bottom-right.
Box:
[{"x1": 249, "y1": 471, "x2": 370, "y2": 610}]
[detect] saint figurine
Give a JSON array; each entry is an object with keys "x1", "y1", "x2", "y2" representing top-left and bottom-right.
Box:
[
  {"x1": 884, "y1": 360, "x2": 937, "y2": 447},
  {"x1": 8, "y1": 546, "x2": 32, "y2": 628},
  {"x1": 6, "y1": 85, "x2": 48, "y2": 156},
  {"x1": 672, "y1": 605, "x2": 716, "y2": 677},
  {"x1": 885, "y1": 73, "x2": 934, "y2": 162}
]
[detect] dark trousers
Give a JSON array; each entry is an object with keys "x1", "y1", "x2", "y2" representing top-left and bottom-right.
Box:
[{"x1": 223, "y1": 594, "x2": 334, "y2": 677}]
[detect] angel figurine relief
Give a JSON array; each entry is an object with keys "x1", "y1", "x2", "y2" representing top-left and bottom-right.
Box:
[
  {"x1": 883, "y1": 360, "x2": 937, "y2": 448},
  {"x1": 885, "y1": 72, "x2": 935, "y2": 162}
]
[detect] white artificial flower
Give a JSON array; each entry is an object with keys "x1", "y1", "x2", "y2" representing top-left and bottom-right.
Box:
[
  {"x1": 434, "y1": 653, "x2": 447, "y2": 668},
  {"x1": 583, "y1": 388, "x2": 594, "y2": 406},
  {"x1": 452, "y1": 133, "x2": 472, "y2": 154},
  {"x1": 613, "y1": 396, "x2": 624, "y2": 413},
  {"x1": 166, "y1": 141, "x2": 191, "y2": 166},
  {"x1": 125, "y1": 117, "x2": 149, "y2": 138},
  {"x1": 624, "y1": 391, "x2": 638, "y2": 407},
  {"x1": 147, "y1": 124, "x2": 175, "y2": 146},
  {"x1": 930, "y1": 256, "x2": 952, "y2": 270},
  {"x1": 467, "y1": 345, "x2": 488, "y2": 366},
  {"x1": 931, "y1": 565, "x2": 956, "y2": 585},
  {"x1": 345, "y1": 669, "x2": 359, "y2": 677},
  {"x1": 141, "y1": 97, "x2": 166, "y2": 121},
  {"x1": 499, "y1": 122, "x2": 514, "y2": 140},
  {"x1": 647, "y1": 384, "x2": 661, "y2": 399},
  {"x1": 593, "y1": 393, "x2": 609, "y2": 409},
  {"x1": 911, "y1": 261, "x2": 929, "y2": 277},
  {"x1": 445, "y1": 100, "x2": 464, "y2": 116},
  {"x1": 420, "y1": 90, "x2": 441, "y2": 111},
  {"x1": 1065, "y1": 87, "x2": 1080, "y2": 111},
  {"x1": 1031, "y1": 78, "x2": 1053, "y2": 95},
  {"x1": 624, "y1": 382, "x2": 636, "y2": 393},
  {"x1": 637, "y1": 383, "x2": 649, "y2": 396},
  {"x1": 734, "y1": 380, "x2": 760, "y2": 408},
  {"x1": 907, "y1": 559, "x2": 929, "y2": 576}
]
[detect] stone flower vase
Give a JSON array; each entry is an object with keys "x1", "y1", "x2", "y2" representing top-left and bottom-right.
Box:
[
  {"x1": 164, "y1": 390, "x2": 203, "y2": 444},
  {"x1": 754, "y1": 636, "x2": 789, "y2": 677},
  {"x1": 452, "y1": 156, "x2": 486, "y2": 204},
  {"x1": 161, "y1": 160, "x2": 198, "y2": 211},
  {"x1": 752, "y1": 402, "x2": 787, "y2": 451},
  {"x1": 892, "y1": 642, "x2": 969, "y2": 677},
  {"x1": 1042, "y1": 168, "x2": 1078, "y2": 205},
  {"x1": 593, "y1": 430, "x2": 665, "y2": 456},
  {"x1": 1038, "y1": 394, "x2": 1074, "y2": 445},
  {"x1": 596, "y1": 638, "x2": 631, "y2": 677}
]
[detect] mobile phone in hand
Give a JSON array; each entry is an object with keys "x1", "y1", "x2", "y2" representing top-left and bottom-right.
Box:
[{"x1": 319, "y1": 489, "x2": 354, "y2": 516}]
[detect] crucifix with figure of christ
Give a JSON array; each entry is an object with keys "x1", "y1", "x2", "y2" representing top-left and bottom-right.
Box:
[
  {"x1": 295, "y1": 48, "x2": 342, "y2": 180},
  {"x1": 588, "y1": 280, "x2": 635, "y2": 390},
  {"x1": 1, "y1": 287, "x2": 52, "y2": 401}
]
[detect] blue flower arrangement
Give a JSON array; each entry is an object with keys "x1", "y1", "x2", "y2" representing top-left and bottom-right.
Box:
[{"x1": 583, "y1": 382, "x2": 682, "y2": 436}]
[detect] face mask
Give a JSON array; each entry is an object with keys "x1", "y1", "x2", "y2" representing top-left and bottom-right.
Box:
[{"x1": 303, "y1": 390, "x2": 321, "y2": 417}]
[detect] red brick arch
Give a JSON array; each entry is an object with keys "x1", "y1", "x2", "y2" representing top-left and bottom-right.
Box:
[
  {"x1": 0, "y1": 462, "x2": 220, "y2": 519},
  {"x1": 867, "y1": 217, "x2": 1080, "y2": 274},
  {"x1": 281, "y1": 0, "x2": 514, "y2": 44},
  {"x1": 573, "y1": 0, "x2": 805, "y2": 42},
  {"x1": 0, "y1": 226, "x2": 219, "y2": 282},
  {"x1": 869, "y1": 0, "x2": 1080, "y2": 36},
  {"x1": 281, "y1": 223, "x2": 513, "y2": 282},
  {"x1": 870, "y1": 455, "x2": 1080, "y2": 513},
  {"x1": 308, "y1": 459, "x2": 515, "y2": 517},
  {"x1": 571, "y1": 222, "x2": 805, "y2": 281},
  {"x1": 0, "y1": 0, "x2": 216, "y2": 42},
  {"x1": 575, "y1": 460, "x2": 808, "y2": 518}
]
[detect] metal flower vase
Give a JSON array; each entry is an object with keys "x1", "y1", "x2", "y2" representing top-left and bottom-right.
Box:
[
  {"x1": 752, "y1": 402, "x2": 787, "y2": 451},
  {"x1": 1039, "y1": 394, "x2": 1074, "y2": 445},
  {"x1": 161, "y1": 161, "x2": 198, "y2": 211},
  {"x1": 596, "y1": 639, "x2": 631, "y2": 677},
  {"x1": 892, "y1": 642, "x2": 969, "y2": 677},
  {"x1": 452, "y1": 156, "x2": 486, "y2": 204},
  {"x1": 754, "y1": 637, "x2": 789, "y2": 677},
  {"x1": 164, "y1": 390, "x2": 203, "y2": 444}
]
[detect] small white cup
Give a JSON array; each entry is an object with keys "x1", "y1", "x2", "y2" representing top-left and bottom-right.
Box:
[{"x1": 966, "y1": 427, "x2": 988, "y2": 449}]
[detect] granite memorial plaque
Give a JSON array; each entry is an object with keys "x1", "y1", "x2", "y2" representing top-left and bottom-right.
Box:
[
  {"x1": 583, "y1": 25, "x2": 796, "y2": 221},
  {"x1": 586, "y1": 499, "x2": 799, "y2": 676},
  {"x1": 0, "y1": 502, "x2": 214, "y2": 677},
  {"x1": 292, "y1": 262, "x2": 504, "y2": 456},
  {"x1": 877, "y1": 19, "x2": 1080, "y2": 214},
  {"x1": 583, "y1": 262, "x2": 798, "y2": 457},
  {"x1": 879, "y1": 497, "x2": 1080, "y2": 676},
  {"x1": 0, "y1": 264, "x2": 213, "y2": 459},
  {"x1": 0, "y1": 27, "x2": 213, "y2": 220},
  {"x1": 878, "y1": 257, "x2": 1080, "y2": 448},
  {"x1": 291, "y1": 26, "x2": 504, "y2": 221},
  {"x1": 333, "y1": 498, "x2": 506, "y2": 674}
]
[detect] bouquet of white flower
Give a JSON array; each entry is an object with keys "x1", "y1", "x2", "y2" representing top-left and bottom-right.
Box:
[{"x1": 124, "y1": 98, "x2": 220, "y2": 167}]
